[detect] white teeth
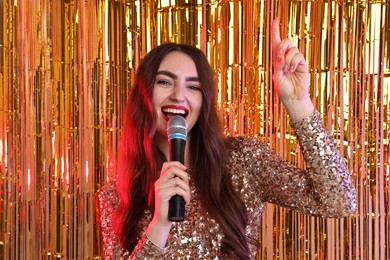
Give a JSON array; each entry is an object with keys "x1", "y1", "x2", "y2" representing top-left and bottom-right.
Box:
[{"x1": 162, "y1": 108, "x2": 186, "y2": 115}]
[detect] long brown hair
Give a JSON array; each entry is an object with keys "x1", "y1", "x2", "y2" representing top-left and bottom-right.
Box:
[{"x1": 114, "y1": 43, "x2": 250, "y2": 258}]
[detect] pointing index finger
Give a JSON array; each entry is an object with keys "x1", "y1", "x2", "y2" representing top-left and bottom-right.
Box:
[{"x1": 271, "y1": 19, "x2": 282, "y2": 55}]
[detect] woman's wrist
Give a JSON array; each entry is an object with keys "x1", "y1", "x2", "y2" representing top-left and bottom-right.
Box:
[
  {"x1": 144, "y1": 220, "x2": 172, "y2": 248},
  {"x1": 281, "y1": 97, "x2": 315, "y2": 122}
]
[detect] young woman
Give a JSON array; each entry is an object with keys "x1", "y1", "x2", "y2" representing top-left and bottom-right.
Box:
[{"x1": 99, "y1": 20, "x2": 357, "y2": 259}]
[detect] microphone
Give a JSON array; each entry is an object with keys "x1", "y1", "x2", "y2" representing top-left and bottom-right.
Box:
[{"x1": 166, "y1": 115, "x2": 187, "y2": 222}]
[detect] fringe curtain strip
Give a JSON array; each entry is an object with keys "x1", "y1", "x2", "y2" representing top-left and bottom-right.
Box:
[{"x1": 0, "y1": 0, "x2": 389, "y2": 259}]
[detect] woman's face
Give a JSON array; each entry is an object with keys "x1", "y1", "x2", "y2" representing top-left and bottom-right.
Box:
[{"x1": 153, "y1": 51, "x2": 203, "y2": 138}]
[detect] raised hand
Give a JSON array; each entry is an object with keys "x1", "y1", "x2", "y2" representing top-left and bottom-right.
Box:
[{"x1": 271, "y1": 19, "x2": 314, "y2": 121}]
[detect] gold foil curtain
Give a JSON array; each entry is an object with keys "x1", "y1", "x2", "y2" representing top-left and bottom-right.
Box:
[{"x1": 0, "y1": 0, "x2": 389, "y2": 259}]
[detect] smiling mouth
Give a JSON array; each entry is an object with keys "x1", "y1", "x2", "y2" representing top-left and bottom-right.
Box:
[{"x1": 162, "y1": 107, "x2": 188, "y2": 120}]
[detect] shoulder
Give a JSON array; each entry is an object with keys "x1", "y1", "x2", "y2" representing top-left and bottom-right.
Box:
[
  {"x1": 99, "y1": 182, "x2": 119, "y2": 210},
  {"x1": 223, "y1": 136, "x2": 274, "y2": 168},
  {"x1": 224, "y1": 135, "x2": 257, "y2": 146},
  {"x1": 223, "y1": 137, "x2": 271, "y2": 212},
  {"x1": 224, "y1": 136, "x2": 269, "y2": 154},
  {"x1": 99, "y1": 181, "x2": 117, "y2": 197}
]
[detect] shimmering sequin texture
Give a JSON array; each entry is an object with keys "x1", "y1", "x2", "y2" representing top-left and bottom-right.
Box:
[{"x1": 99, "y1": 110, "x2": 357, "y2": 259}]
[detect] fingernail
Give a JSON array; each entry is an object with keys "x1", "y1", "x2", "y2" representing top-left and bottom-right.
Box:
[
  {"x1": 290, "y1": 65, "x2": 294, "y2": 72},
  {"x1": 277, "y1": 56, "x2": 283, "y2": 62}
]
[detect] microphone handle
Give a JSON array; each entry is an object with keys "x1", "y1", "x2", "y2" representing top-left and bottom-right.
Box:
[
  {"x1": 168, "y1": 195, "x2": 185, "y2": 222},
  {"x1": 168, "y1": 138, "x2": 186, "y2": 222}
]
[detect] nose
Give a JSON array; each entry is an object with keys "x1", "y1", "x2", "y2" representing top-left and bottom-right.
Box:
[{"x1": 170, "y1": 84, "x2": 185, "y2": 102}]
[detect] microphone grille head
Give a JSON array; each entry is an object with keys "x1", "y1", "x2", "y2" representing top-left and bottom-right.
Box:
[{"x1": 167, "y1": 116, "x2": 188, "y2": 141}]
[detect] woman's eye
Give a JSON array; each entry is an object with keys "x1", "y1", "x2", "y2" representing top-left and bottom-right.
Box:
[
  {"x1": 187, "y1": 85, "x2": 201, "y2": 91},
  {"x1": 156, "y1": 80, "x2": 171, "y2": 86}
]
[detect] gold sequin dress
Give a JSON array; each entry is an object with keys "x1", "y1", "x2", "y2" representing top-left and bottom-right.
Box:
[{"x1": 99, "y1": 111, "x2": 357, "y2": 259}]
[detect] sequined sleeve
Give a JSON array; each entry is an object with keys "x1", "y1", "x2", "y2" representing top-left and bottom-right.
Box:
[
  {"x1": 99, "y1": 183, "x2": 170, "y2": 259},
  {"x1": 99, "y1": 183, "x2": 130, "y2": 259},
  {"x1": 226, "y1": 110, "x2": 357, "y2": 218}
]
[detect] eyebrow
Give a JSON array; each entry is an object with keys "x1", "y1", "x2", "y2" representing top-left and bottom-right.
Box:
[{"x1": 156, "y1": 70, "x2": 200, "y2": 82}]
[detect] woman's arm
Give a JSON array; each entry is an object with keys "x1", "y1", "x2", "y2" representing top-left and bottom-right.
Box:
[
  {"x1": 248, "y1": 19, "x2": 356, "y2": 217},
  {"x1": 99, "y1": 183, "x2": 130, "y2": 259},
  {"x1": 288, "y1": 110, "x2": 357, "y2": 217},
  {"x1": 99, "y1": 183, "x2": 170, "y2": 259},
  {"x1": 99, "y1": 161, "x2": 191, "y2": 259},
  {"x1": 226, "y1": 112, "x2": 356, "y2": 218}
]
